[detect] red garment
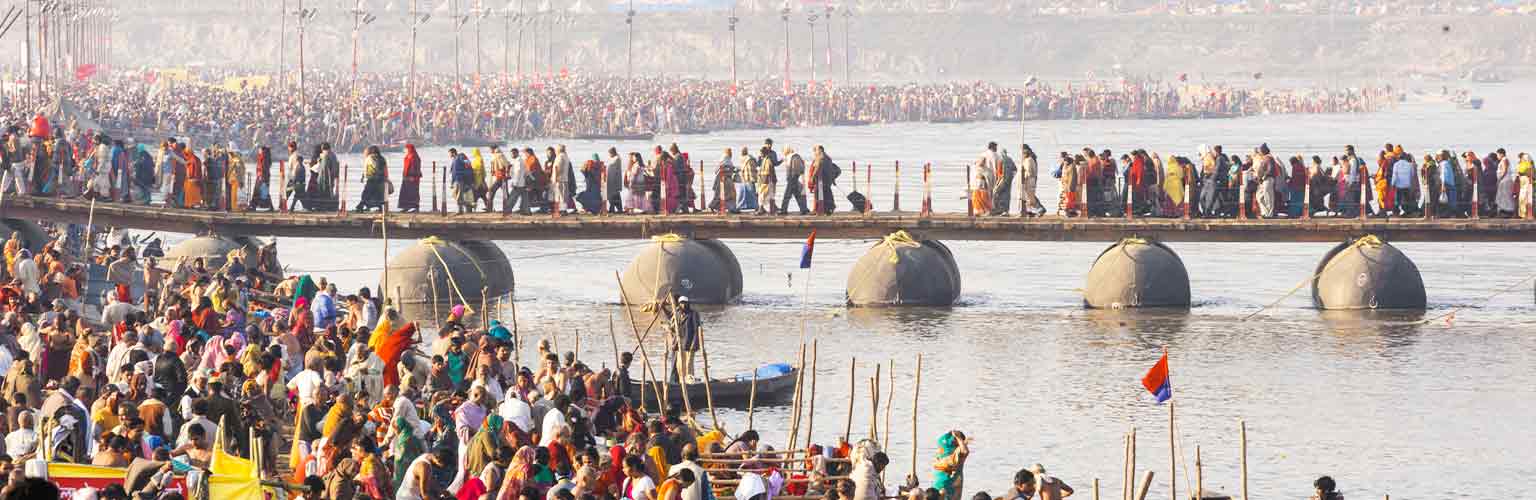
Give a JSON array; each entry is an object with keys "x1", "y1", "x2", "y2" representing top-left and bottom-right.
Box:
[
  {"x1": 403, "y1": 145, "x2": 422, "y2": 181},
  {"x1": 29, "y1": 114, "x2": 50, "y2": 139},
  {"x1": 378, "y1": 322, "x2": 418, "y2": 387}
]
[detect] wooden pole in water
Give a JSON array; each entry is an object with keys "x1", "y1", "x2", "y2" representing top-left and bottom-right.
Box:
[
  {"x1": 893, "y1": 161, "x2": 900, "y2": 212},
  {"x1": 865, "y1": 160, "x2": 872, "y2": 214},
  {"x1": 699, "y1": 325, "x2": 721, "y2": 431},
  {"x1": 869, "y1": 364, "x2": 880, "y2": 440},
  {"x1": 609, "y1": 312, "x2": 620, "y2": 370},
  {"x1": 803, "y1": 340, "x2": 819, "y2": 447},
  {"x1": 428, "y1": 267, "x2": 441, "y2": 327},
  {"x1": 843, "y1": 357, "x2": 856, "y2": 443},
  {"x1": 1240, "y1": 420, "x2": 1248, "y2": 500},
  {"x1": 1093, "y1": 479, "x2": 1101, "y2": 500},
  {"x1": 909, "y1": 353, "x2": 922, "y2": 480},
  {"x1": 1195, "y1": 446, "x2": 1203, "y2": 500},
  {"x1": 1135, "y1": 471, "x2": 1155, "y2": 500},
  {"x1": 510, "y1": 270, "x2": 520, "y2": 363},
  {"x1": 1169, "y1": 401, "x2": 1176, "y2": 500},
  {"x1": 431, "y1": 160, "x2": 438, "y2": 213},
  {"x1": 747, "y1": 367, "x2": 758, "y2": 430},
  {"x1": 787, "y1": 343, "x2": 807, "y2": 450},
  {"x1": 883, "y1": 359, "x2": 893, "y2": 450},
  {"x1": 1131, "y1": 429, "x2": 1138, "y2": 500},
  {"x1": 1123, "y1": 432, "x2": 1131, "y2": 500},
  {"x1": 615, "y1": 271, "x2": 666, "y2": 409}
]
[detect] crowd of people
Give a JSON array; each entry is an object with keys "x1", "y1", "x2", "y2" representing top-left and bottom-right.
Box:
[
  {"x1": 5, "y1": 109, "x2": 1533, "y2": 222},
  {"x1": 11, "y1": 70, "x2": 1395, "y2": 155},
  {"x1": 0, "y1": 213, "x2": 1038, "y2": 500},
  {"x1": 1024, "y1": 142, "x2": 1536, "y2": 219}
]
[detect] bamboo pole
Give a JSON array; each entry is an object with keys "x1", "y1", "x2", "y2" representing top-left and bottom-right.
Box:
[
  {"x1": 615, "y1": 271, "x2": 666, "y2": 410},
  {"x1": 803, "y1": 340, "x2": 820, "y2": 447},
  {"x1": 1123, "y1": 432, "x2": 1131, "y2": 500},
  {"x1": 1240, "y1": 421, "x2": 1248, "y2": 500},
  {"x1": 510, "y1": 270, "x2": 520, "y2": 366},
  {"x1": 747, "y1": 367, "x2": 758, "y2": 430},
  {"x1": 480, "y1": 285, "x2": 488, "y2": 328},
  {"x1": 870, "y1": 364, "x2": 881, "y2": 440},
  {"x1": 883, "y1": 359, "x2": 894, "y2": 450},
  {"x1": 428, "y1": 267, "x2": 441, "y2": 327},
  {"x1": 699, "y1": 325, "x2": 721, "y2": 431},
  {"x1": 1169, "y1": 401, "x2": 1176, "y2": 500},
  {"x1": 1130, "y1": 429, "x2": 1138, "y2": 500},
  {"x1": 609, "y1": 312, "x2": 621, "y2": 370},
  {"x1": 1135, "y1": 472, "x2": 1155, "y2": 500},
  {"x1": 788, "y1": 343, "x2": 807, "y2": 451},
  {"x1": 843, "y1": 357, "x2": 857, "y2": 442},
  {"x1": 1093, "y1": 479, "x2": 1101, "y2": 500},
  {"x1": 1195, "y1": 446, "x2": 1203, "y2": 500},
  {"x1": 909, "y1": 353, "x2": 922, "y2": 480}
]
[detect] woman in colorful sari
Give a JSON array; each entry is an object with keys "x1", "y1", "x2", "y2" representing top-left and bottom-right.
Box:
[
  {"x1": 495, "y1": 446, "x2": 537, "y2": 500},
  {"x1": 932, "y1": 431, "x2": 970, "y2": 500},
  {"x1": 321, "y1": 392, "x2": 362, "y2": 472},
  {"x1": 251, "y1": 145, "x2": 274, "y2": 211},
  {"x1": 465, "y1": 415, "x2": 507, "y2": 485},
  {"x1": 393, "y1": 413, "x2": 427, "y2": 489},
  {"x1": 183, "y1": 146, "x2": 204, "y2": 209},
  {"x1": 624, "y1": 153, "x2": 650, "y2": 214},
  {"x1": 1163, "y1": 154, "x2": 1186, "y2": 216},
  {"x1": 400, "y1": 144, "x2": 423, "y2": 212}
]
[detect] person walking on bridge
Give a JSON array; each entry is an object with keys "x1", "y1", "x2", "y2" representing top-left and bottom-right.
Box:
[
  {"x1": 399, "y1": 144, "x2": 423, "y2": 213},
  {"x1": 779, "y1": 147, "x2": 808, "y2": 215}
]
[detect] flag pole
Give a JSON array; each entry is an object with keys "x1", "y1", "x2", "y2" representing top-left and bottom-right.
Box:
[{"x1": 1167, "y1": 347, "x2": 1176, "y2": 500}]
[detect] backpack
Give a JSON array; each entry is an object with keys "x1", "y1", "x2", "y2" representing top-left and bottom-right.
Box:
[
  {"x1": 826, "y1": 161, "x2": 841, "y2": 182},
  {"x1": 846, "y1": 191, "x2": 866, "y2": 210}
]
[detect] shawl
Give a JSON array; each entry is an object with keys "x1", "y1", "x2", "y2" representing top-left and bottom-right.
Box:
[
  {"x1": 392, "y1": 414, "x2": 426, "y2": 488},
  {"x1": 464, "y1": 415, "x2": 506, "y2": 478},
  {"x1": 453, "y1": 400, "x2": 488, "y2": 437},
  {"x1": 932, "y1": 433, "x2": 960, "y2": 493},
  {"x1": 496, "y1": 446, "x2": 537, "y2": 500}
]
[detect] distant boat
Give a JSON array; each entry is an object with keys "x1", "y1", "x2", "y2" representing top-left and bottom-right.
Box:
[
  {"x1": 572, "y1": 132, "x2": 656, "y2": 141},
  {"x1": 1459, "y1": 97, "x2": 1484, "y2": 110},
  {"x1": 928, "y1": 117, "x2": 974, "y2": 124},
  {"x1": 831, "y1": 119, "x2": 871, "y2": 127}
]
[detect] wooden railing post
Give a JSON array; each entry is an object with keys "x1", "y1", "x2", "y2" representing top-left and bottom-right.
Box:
[
  {"x1": 599, "y1": 161, "x2": 608, "y2": 217},
  {"x1": 864, "y1": 160, "x2": 872, "y2": 214},
  {"x1": 921, "y1": 163, "x2": 932, "y2": 217},
  {"x1": 1302, "y1": 170, "x2": 1312, "y2": 220},
  {"x1": 1079, "y1": 167, "x2": 1089, "y2": 219},
  {"x1": 1182, "y1": 163, "x2": 1191, "y2": 220},
  {"x1": 1358, "y1": 166, "x2": 1368, "y2": 221},
  {"x1": 1471, "y1": 163, "x2": 1480, "y2": 219},
  {"x1": 1126, "y1": 175, "x2": 1134, "y2": 220},
  {"x1": 966, "y1": 164, "x2": 974, "y2": 218},
  {"x1": 431, "y1": 161, "x2": 439, "y2": 214},
  {"x1": 339, "y1": 164, "x2": 349, "y2": 215},
  {"x1": 1238, "y1": 169, "x2": 1248, "y2": 220},
  {"x1": 278, "y1": 160, "x2": 287, "y2": 213},
  {"x1": 893, "y1": 161, "x2": 901, "y2": 212},
  {"x1": 698, "y1": 160, "x2": 706, "y2": 212}
]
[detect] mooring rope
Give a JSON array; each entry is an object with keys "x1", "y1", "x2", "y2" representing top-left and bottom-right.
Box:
[{"x1": 1241, "y1": 235, "x2": 1383, "y2": 321}]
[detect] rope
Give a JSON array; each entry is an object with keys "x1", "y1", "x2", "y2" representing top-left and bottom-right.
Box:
[
  {"x1": 877, "y1": 230, "x2": 921, "y2": 264},
  {"x1": 287, "y1": 240, "x2": 652, "y2": 273},
  {"x1": 1240, "y1": 234, "x2": 1381, "y2": 321},
  {"x1": 1416, "y1": 270, "x2": 1536, "y2": 326},
  {"x1": 651, "y1": 233, "x2": 686, "y2": 243},
  {"x1": 419, "y1": 236, "x2": 474, "y2": 311}
]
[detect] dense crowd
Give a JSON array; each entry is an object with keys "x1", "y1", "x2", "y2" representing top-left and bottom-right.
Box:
[
  {"x1": 1026, "y1": 142, "x2": 1536, "y2": 219},
  {"x1": 9, "y1": 70, "x2": 1395, "y2": 155},
  {"x1": 4, "y1": 108, "x2": 1531, "y2": 223}
]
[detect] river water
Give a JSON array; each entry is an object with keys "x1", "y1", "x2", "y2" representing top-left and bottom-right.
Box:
[{"x1": 239, "y1": 82, "x2": 1536, "y2": 498}]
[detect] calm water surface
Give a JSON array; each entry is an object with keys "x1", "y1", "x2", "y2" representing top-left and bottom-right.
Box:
[{"x1": 246, "y1": 82, "x2": 1536, "y2": 498}]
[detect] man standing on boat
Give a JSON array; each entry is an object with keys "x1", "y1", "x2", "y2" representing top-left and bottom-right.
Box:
[{"x1": 669, "y1": 295, "x2": 702, "y2": 383}]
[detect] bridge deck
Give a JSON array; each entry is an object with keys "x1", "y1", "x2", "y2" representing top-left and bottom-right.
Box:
[{"x1": 4, "y1": 197, "x2": 1535, "y2": 242}]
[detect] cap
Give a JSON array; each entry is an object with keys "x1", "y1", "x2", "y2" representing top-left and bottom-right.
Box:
[{"x1": 678, "y1": 296, "x2": 690, "y2": 303}]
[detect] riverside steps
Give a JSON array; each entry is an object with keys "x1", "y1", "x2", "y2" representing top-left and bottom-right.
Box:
[{"x1": 6, "y1": 196, "x2": 1536, "y2": 242}]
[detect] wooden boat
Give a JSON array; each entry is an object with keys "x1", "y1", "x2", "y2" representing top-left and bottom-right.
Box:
[
  {"x1": 631, "y1": 363, "x2": 799, "y2": 408},
  {"x1": 927, "y1": 116, "x2": 974, "y2": 124},
  {"x1": 570, "y1": 131, "x2": 657, "y2": 141},
  {"x1": 831, "y1": 119, "x2": 871, "y2": 127}
]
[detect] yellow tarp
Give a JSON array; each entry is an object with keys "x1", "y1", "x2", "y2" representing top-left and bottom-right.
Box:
[
  {"x1": 209, "y1": 422, "x2": 263, "y2": 500},
  {"x1": 47, "y1": 463, "x2": 127, "y2": 479}
]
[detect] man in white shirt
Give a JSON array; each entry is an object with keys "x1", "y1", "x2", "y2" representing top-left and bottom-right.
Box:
[
  {"x1": 176, "y1": 399, "x2": 217, "y2": 447},
  {"x1": 539, "y1": 395, "x2": 570, "y2": 446},
  {"x1": 286, "y1": 357, "x2": 325, "y2": 407},
  {"x1": 106, "y1": 332, "x2": 143, "y2": 384},
  {"x1": 4, "y1": 410, "x2": 37, "y2": 460}
]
